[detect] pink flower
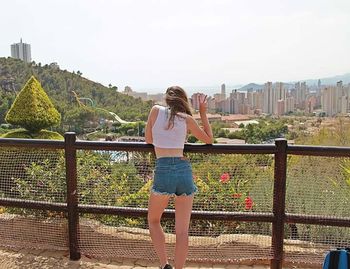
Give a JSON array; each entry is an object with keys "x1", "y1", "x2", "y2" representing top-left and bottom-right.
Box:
[
  {"x1": 245, "y1": 196, "x2": 254, "y2": 210},
  {"x1": 220, "y1": 173, "x2": 230, "y2": 183}
]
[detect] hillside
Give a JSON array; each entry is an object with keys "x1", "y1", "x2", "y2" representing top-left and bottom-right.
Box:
[
  {"x1": 238, "y1": 73, "x2": 350, "y2": 91},
  {"x1": 0, "y1": 57, "x2": 153, "y2": 131},
  {"x1": 239, "y1": 83, "x2": 264, "y2": 91},
  {"x1": 301, "y1": 73, "x2": 350, "y2": 86},
  {"x1": 239, "y1": 82, "x2": 294, "y2": 91}
]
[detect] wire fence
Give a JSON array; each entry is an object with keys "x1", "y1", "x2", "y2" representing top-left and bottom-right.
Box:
[
  {"x1": 0, "y1": 135, "x2": 349, "y2": 268},
  {"x1": 77, "y1": 215, "x2": 273, "y2": 263},
  {"x1": 286, "y1": 156, "x2": 350, "y2": 218},
  {"x1": 75, "y1": 150, "x2": 274, "y2": 263},
  {"x1": 0, "y1": 147, "x2": 66, "y2": 202}
]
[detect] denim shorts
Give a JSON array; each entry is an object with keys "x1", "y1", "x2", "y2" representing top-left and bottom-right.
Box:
[{"x1": 151, "y1": 157, "x2": 198, "y2": 196}]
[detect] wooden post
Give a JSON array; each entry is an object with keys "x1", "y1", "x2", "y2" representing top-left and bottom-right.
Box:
[
  {"x1": 64, "y1": 132, "x2": 81, "y2": 260},
  {"x1": 271, "y1": 139, "x2": 288, "y2": 269}
]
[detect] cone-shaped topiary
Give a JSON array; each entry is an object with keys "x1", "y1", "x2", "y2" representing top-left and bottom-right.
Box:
[{"x1": 5, "y1": 76, "x2": 61, "y2": 133}]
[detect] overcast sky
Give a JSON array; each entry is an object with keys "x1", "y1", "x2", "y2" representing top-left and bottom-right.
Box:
[{"x1": 1, "y1": 0, "x2": 350, "y2": 93}]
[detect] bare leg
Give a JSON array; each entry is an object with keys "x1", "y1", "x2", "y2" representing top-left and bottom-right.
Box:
[
  {"x1": 148, "y1": 193, "x2": 170, "y2": 267},
  {"x1": 174, "y1": 195, "x2": 194, "y2": 269}
]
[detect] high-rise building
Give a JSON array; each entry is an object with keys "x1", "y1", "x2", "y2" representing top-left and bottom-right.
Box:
[
  {"x1": 320, "y1": 82, "x2": 350, "y2": 116},
  {"x1": 263, "y1": 82, "x2": 273, "y2": 114},
  {"x1": 191, "y1": 93, "x2": 201, "y2": 110},
  {"x1": 229, "y1": 91, "x2": 239, "y2": 114},
  {"x1": 11, "y1": 38, "x2": 31, "y2": 63},
  {"x1": 252, "y1": 90, "x2": 263, "y2": 111},
  {"x1": 276, "y1": 100, "x2": 285, "y2": 116},
  {"x1": 301, "y1": 82, "x2": 308, "y2": 105},
  {"x1": 285, "y1": 97, "x2": 295, "y2": 113},
  {"x1": 321, "y1": 87, "x2": 336, "y2": 116},
  {"x1": 295, "y1": 81, "x2": 308, "y2": 109},
  {"x1": 221, "y1": 83, "x2": 226, "y2": 97},
  {"x1": 221, "y1": 84, "x2": 225, "y2": 94},
  {"x1": 247, "y1": 91, "x2": 253, "y2": 106},
  {"x1": 207, "y1": 96, "x2": 216, "y2": 112},
  {"x1": 340, "y1": 96, "x2": 348, "y2": 114},
  {"x1": 274, "y1": 82, "x2": 286, "y2": 114}
]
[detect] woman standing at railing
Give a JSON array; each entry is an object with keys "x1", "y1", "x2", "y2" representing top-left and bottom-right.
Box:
[{"x1": 145, "y1": 86, "x2": 213, "y2": 269}]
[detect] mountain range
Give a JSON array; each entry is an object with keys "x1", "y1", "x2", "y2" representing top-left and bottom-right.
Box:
[{"x1": 238, "y1": 73, "x2": 350, "y2": 91}]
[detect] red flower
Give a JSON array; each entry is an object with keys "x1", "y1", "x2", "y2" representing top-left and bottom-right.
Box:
[
  {"x1": 232, "y1": 193, "x2": 242, "y2": 199},
  {"x1": 245, "y1": 196, "x2": 253, "y2": 210},
  {"x1": 220, "y1": 173, "x2": 230, "y2": 183}
]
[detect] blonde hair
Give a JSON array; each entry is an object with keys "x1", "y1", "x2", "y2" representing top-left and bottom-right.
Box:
[{"x1": 165, "y1": 86, "x2": 192, "y2": 129}]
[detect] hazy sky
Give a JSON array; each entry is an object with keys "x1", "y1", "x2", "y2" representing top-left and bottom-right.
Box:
[{"x1": 1, "y1": 0, "x2": 350, "y2": 93}]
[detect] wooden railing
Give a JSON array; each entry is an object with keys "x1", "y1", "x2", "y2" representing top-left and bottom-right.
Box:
[{"x1": 0, "y1": 132, "x2": 349, "y2": 269}]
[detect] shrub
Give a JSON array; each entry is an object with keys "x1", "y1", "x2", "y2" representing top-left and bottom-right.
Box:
[
  {"x1": 5, "y1": 76, "x2": 61, "y2": 133},
  {"x1": 1, "y1": 129, "x2": 63, "y2": 140},
  {"x1": 0, "y1": 77, "x2": 63, "y2": 194}
]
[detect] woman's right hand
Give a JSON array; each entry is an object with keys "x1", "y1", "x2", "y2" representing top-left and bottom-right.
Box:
[
  {"x1": 198, "y1": 93, "x2": 208, "y2": 114},
  {"x1": 187, "y1": 93, "x2": 213, "y2": 144}
]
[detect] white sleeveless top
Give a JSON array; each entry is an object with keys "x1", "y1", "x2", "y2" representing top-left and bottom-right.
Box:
[{"x1": 152, "y1": 105, "x2": 187, "y2": 149}]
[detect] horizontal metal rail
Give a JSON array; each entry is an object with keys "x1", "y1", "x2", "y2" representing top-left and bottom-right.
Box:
[
  {"x1": 0, "y1": 137, "x2": 65, "y2": 149},
  {"x1": 0, "y1": 197, "x2": 67, "y2": 212},
  {"x1": 2, "y1": 197, "x2": 350, "y2": 227},
  {"x1": 286, "y1": 213, "x2": 350, "y2": 227},
  {"x1": 78, "y1": 204, "x2": 275, "y2": 222},
  {"x1": 76, "y1": 141, "x2": 278, "y2": 154},
  {"x1": 0, "y1": 138, "x2": 277, "y2": 153},
  {"x1": 1, "y1": 137, "x2": 350, "y2": 156},
  {"x1": 287, "y1": 145, "x2": 350, "y2": 157}
]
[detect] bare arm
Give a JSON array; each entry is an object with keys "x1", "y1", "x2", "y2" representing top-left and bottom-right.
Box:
[
  {"x1": 145, "y1": 106, "x2": 159, "y2": 144},
  {"x1": 187, "y1": 94, "x2": 213, "y2": 144}
]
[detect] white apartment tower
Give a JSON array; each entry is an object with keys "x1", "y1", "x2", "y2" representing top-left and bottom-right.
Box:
[
  {"x1": 321, "y1": 87, "x2": 336, "y2": 116},
  {"x1": 295, "y1": 82, "x2": 308, "y2": 108},
  {"x1": 274, "y1": 82, "x2": 286, "y2": 114},
  {"x1": 285, "y1": 97, "x2": 295, "y2": 113},
  {"x1": 11, "y1": 38, "x2": 31, "y2": 63},
  {"x1": 221, "y1": 83, "x2": 226, "y2": 100},
  {"x1": 191, "y1": 93, "x2": 201, "y2": 110},
  {"x1": 252, "y1": 90, "x2": 264, "y2": 111},
  {"x1": 263, "y1": 82, "x2": 273, "y2": 114},
  {"x1": 336, "y1": 81, "x2": 350, "y2": 115},
  {"x1": 321, "y1": 82, "x2": 350, "y2": 116}
]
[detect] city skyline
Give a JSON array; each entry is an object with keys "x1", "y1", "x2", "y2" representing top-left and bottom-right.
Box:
[
  {"x1": 1, "y1": 1, "x2": 350, "y2": 92},
  {"x1": 124, "y1": 78, "x2": 349, "y2": 117}
]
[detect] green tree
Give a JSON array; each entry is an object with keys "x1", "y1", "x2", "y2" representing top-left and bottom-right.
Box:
[
  {"x1": 64, "y1": 106, "x2": 97, "y2": 134},
  {"x1": 217, "y1": 129, "x2": 228, "y2": 138},
  {"x1": 227, "y1": 131, "x2": 243, "y2": 140},
  {"x1": 0, "y1": 96, "x2": 9, "y2": 123}
]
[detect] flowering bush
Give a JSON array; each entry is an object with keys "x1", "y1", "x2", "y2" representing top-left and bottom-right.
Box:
[
  {"x1": 244, "y1": 196, "x2": 254, "y2": 210},
  {"x1": 220, "y1": 173, "x2": 230, "y2": 183},
  {"x1": 183, "y1": 153, "x2": 274, "y2": 234}
]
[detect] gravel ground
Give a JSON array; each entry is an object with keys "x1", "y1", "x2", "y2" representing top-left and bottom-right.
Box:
[{"x1": 0, "y1": 247, "x2": 320, "y2": 269}]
